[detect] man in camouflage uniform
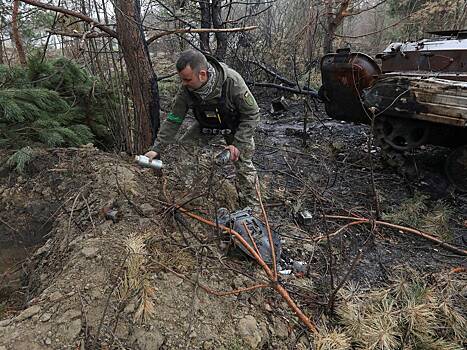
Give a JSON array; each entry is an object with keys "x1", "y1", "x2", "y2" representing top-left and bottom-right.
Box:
[{"x1": 145, "y1": 49, "x2": 260, "y2": 210}]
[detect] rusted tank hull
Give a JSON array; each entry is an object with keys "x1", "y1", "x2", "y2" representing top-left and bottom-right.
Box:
[
  {"x1": 319, "y1": 32, "x2": 467, "y2": 190},
  {"x1": 319, "y1": 36, "x2": 467, "y2": 147}
]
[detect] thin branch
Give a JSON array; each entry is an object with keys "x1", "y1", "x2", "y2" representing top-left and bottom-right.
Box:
[
  {"x1": 333, "y1": 13, "x2": 412, "y2": 39},
  {"x1": 325, "y1": 215, "x2": 467, "y2": 256},
  {"x1": 47, "y1": 29, "x2": 109, "y2": 39},
  {"x1": 19, "y1": 0, "x2": 118, "y2": 38},
  {"x1": 255, "y1": 180, "x2": 277, "y2": 279},
  {"x1": 246, "y1": 82, "x2": 319, "y2": 97},
  {"x1": 147, "y1": 25, "x2": 258, "y2": 44},
  {"x1": 347, "y1": 0, "x2": 388, "y2": 17}
]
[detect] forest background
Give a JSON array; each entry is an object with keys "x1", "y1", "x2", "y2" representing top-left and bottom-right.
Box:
[{"x1": 1, "y1": 0, "x2": 465, "y2": 157}]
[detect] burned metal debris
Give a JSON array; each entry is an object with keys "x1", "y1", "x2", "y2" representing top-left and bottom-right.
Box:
[
  {"x1": 319, "y1": 29, "x2": 467, "y2": 190},
  {"x1": 217, "y1": 207, "x2": 282, "y2": 264}
]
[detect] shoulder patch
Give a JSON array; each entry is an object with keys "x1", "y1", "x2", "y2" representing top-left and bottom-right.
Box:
[{"x1": 243, "y1": 91, "x2": 255, "y2": 106}]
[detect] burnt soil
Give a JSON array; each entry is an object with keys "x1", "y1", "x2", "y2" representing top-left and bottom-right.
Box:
[{"x1": 0, "y1": 99, "x2": 465, "y2": 349}]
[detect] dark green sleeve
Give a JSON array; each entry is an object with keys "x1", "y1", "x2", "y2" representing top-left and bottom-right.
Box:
[
  {"x1": 150, "y1": 88, "x2": 189, "y2": 152},
  {"x1": 231, "y1": 78, "x2": 260, "y2": 153}
]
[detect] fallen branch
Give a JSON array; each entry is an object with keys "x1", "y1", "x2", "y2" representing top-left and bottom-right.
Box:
[
  {"x1": 248, "y1": 60, "x2": 318, "y2": 94},
  {"x1": 47, "y1": 30, "x2": 109, "y2": 39},
  {"x1": 147, "y1": 26, "x2": 258, "y2": 44},
  {"x1": 0, "y1": 218, "x2": 19, "y2": 233},
  {"x1": 325, "y1": 215, "x2": 467, "y2": 256},
  {"x1": 246, "y1": 82, "x2": 319, "y2": 97},
  {"x1": 20, "y1": 0, "x2": 118, "y2": 38},
  {"x1": 313, "y1": 220, "x2": 367, "y2": 242},
  {"x1": 248, "y1": 60, "x2": 297, "y2": 87}
]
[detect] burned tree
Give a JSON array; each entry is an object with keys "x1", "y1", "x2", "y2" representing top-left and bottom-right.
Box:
[{"x1": 114, "y1": 0, "x2": 160, "y2": 153}]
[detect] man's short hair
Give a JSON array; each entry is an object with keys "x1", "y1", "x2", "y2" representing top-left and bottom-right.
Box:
[{"x1": 176, "y1": 50, "x2": 208, "y2": 73}]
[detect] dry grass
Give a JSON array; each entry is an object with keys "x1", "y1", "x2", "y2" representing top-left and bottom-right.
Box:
[
  {"x1": 383, "y1": 193, "x2": 453, "y2": 240},
  {"x1": 313, "y1": 325, "x2": 352, "y2": 350},
  {"x1": 334, "y1": 267, "x2": 466, "y2": 350},
  {"x1": 117, "y1": 232, "x2": 157, "y2": 323}
]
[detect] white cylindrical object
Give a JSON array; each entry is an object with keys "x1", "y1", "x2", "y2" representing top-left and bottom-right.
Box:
[
  {"x1": 135, "y1": 155, "x2": 163, "y2": 169},
  {"x1": 215, "y1": 149, "x2": 231, "y2": 165}
]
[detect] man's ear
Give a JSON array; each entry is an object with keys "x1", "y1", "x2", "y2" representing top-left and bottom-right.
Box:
[{"x1": 198, "y1": 69, "x2": 208, "y2": 82}]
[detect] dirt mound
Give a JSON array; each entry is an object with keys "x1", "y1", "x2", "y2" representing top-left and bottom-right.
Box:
[{"x1": 0, "y1": 145, "x2": 310, "y2": 349}]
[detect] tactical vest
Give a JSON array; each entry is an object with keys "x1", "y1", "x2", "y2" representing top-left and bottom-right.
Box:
[{"x1": 188, "y1": 81, "x2": 240, "y2": 135}]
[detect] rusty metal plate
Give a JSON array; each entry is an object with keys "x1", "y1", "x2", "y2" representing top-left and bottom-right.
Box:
[{"x1": 320, "y1": 48, "x2": 381, "y2": 124}]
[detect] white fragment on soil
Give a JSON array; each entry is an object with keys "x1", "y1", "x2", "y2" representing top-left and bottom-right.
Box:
[
  {"x1": 237, "y1": 315, "x2": 262, "y2": 349},
  {"x1": 15, "y1": 305, "x2": 41, "y2": 322},
  {"x1": 302, "y1": 243, "x2": 314, "y2": 253},
  {"x1": 81, "y1": 246, "x2": 99, "y2": 259}
]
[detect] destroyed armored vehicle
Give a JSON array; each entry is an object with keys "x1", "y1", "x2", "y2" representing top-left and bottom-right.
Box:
[{"x1": 319, "y1": 29, "x2": 467, "y2": 191}]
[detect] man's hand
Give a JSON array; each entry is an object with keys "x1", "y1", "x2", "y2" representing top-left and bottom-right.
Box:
[
  {"x1": 144, "y1": 150, "x2": 159, "y2": 160},
  {"x1": 226, "y1": 145, "x2": 240, "y2": 162}
]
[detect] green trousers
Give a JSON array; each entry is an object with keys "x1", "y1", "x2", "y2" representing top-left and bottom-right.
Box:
[{"x1": 179, "y1": 121, "x2": 260, "y2": 210}]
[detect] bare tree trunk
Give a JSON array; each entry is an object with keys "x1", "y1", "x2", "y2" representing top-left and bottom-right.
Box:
[
  {"x1": 12, "y1": 0, "x2": 27, "y2": 65},
  {"x1": 211, "y1": 0, "x2": 227, "y2": 60},
  {"x1": 0, "y1": 39, "x2": 3, "y2": 65},
  {"x1": 199, "y1": 0, "x2": 211, "y2": 53},
  {"x1": 0, "y1": 14, "x2": 4, "y2": 65},
  {"x1": 115, "y1": 0, "x2": 160, "y2": 153},
  {"x1": 323, "y1": 0, "x2": 350, "y2": 54},
  {"x1": 323, "y1": 0, "x2": 334, "y2": 54}
]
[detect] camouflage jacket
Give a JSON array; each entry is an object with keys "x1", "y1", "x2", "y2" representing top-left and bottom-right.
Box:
[{"x1": 151, "y1": 56, "x2": 260, "y2": 154}]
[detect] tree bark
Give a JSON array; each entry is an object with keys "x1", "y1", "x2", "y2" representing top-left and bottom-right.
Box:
[
  {"x1": 198, "y1": 0, "x2": 211, "y2": 53},
  {"x1": 0, "y1": 40, "x2": 3, "y2": 65},
  {"x1": 323, "y1": 0, "x2": 334, "y2": 54},
  {"x1": 0, "y1": 14, "x2": 4, "y2": 65},
  {"x1": 323, "y1": 0, "x2": 350, "y2": 54},
  {"x1": 211, "y1": 0, "x2": 227, "y2": 60},
  {"x1": 115, "y1": 0, "x2": 160, "y2": 153},
  {"x1": 12, "y1": 0, "x2": 27, "y2": 65}
]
